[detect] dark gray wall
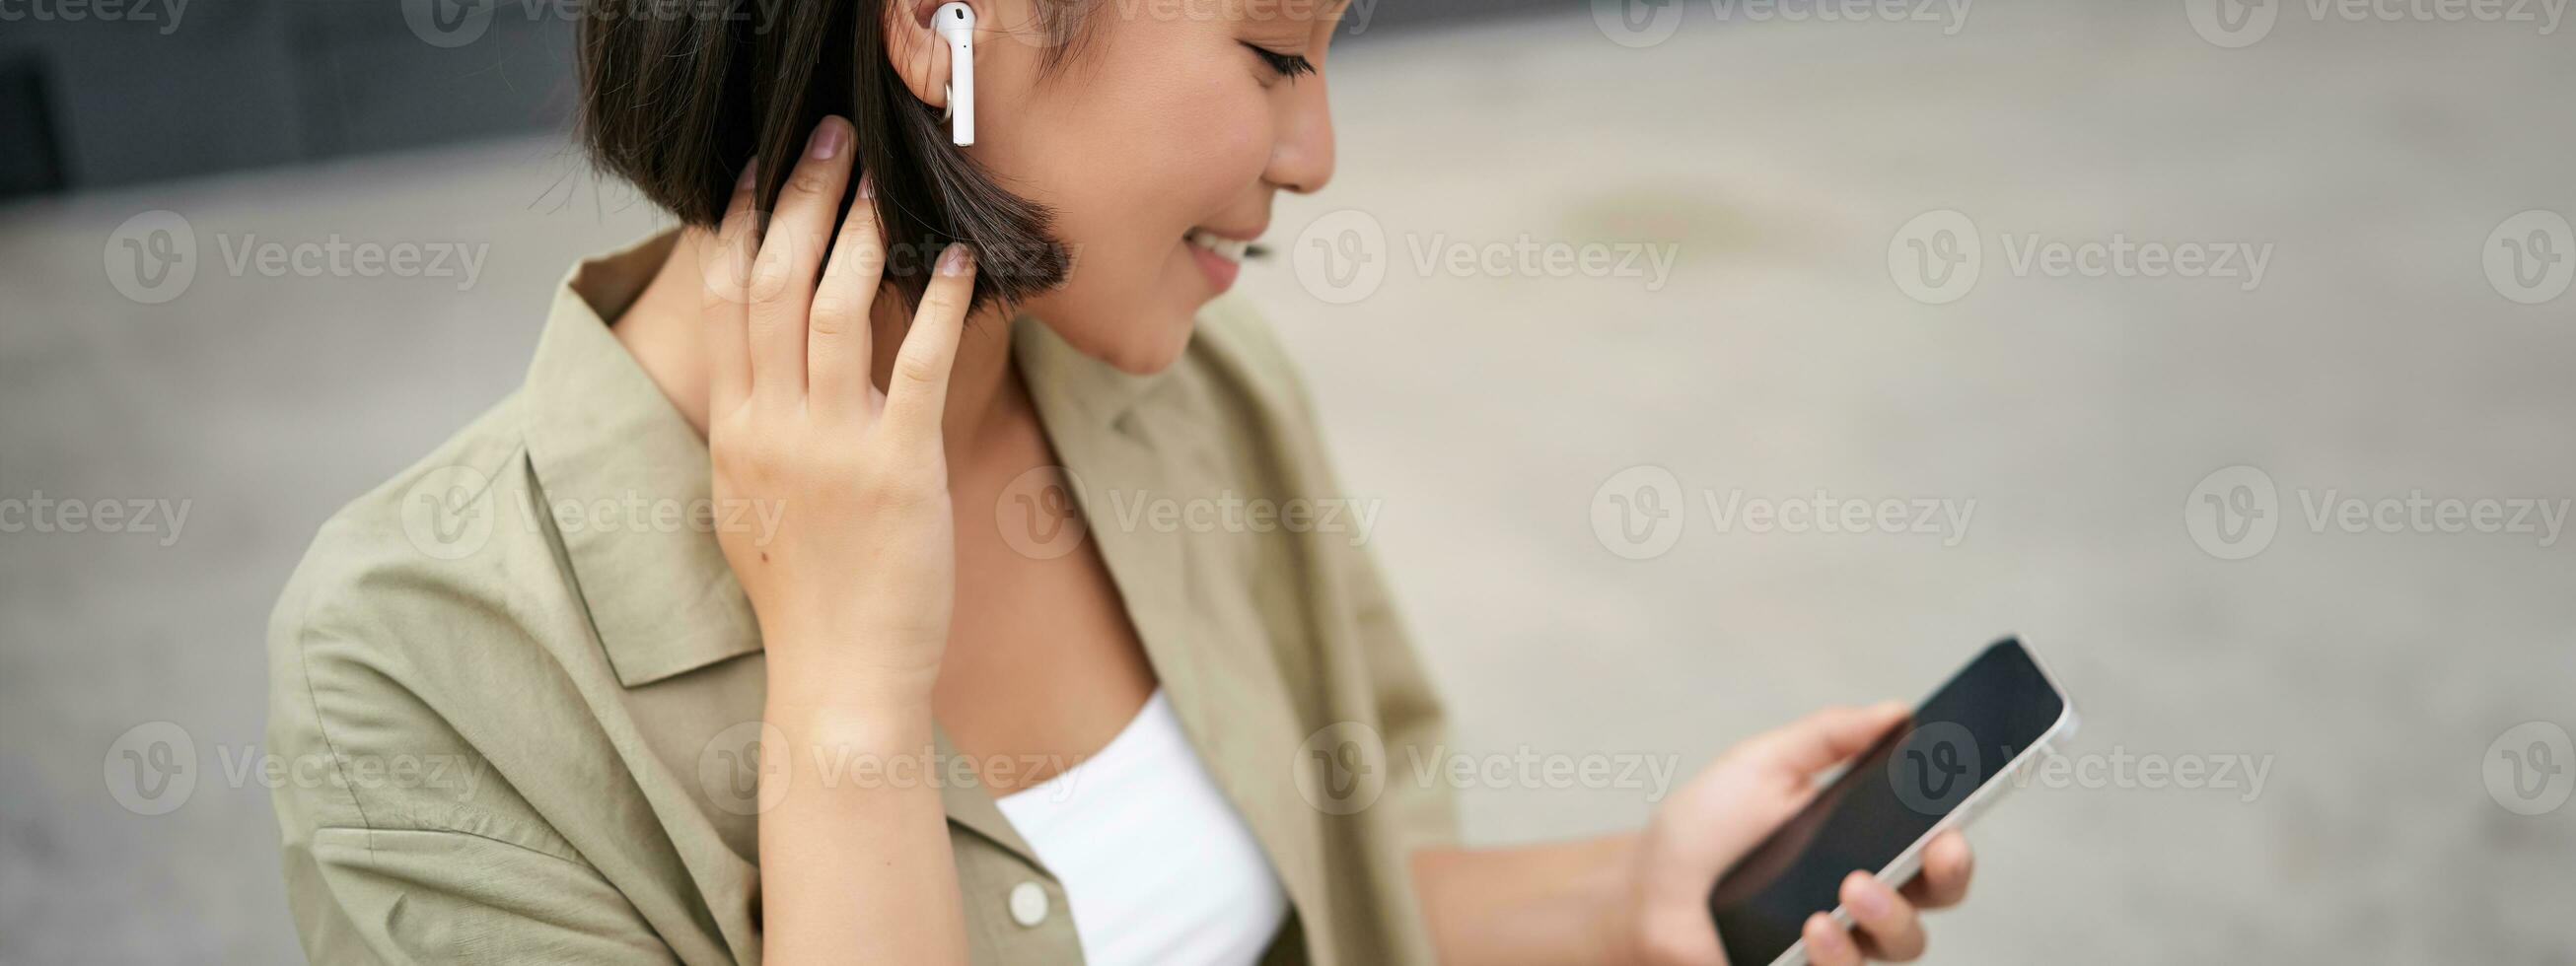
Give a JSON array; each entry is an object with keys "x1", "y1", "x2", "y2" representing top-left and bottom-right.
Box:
[{"x1": 0, "y1": 0, "x2": 1566, "y2": 198}]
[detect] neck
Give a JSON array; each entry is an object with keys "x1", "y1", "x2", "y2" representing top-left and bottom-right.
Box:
[{"x1": 616, "y1": 228, "x2": 1027, "y2": 458}]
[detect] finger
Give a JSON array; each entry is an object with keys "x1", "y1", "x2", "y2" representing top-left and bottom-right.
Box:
[
  {"x1": 1842, "y1": 870, "x2": 1926, "y2": 962},
  {"x1": 1900, "y1": 831, "x2": 1974, "y2": 910},
  {"x1": 747, "y1": 116, "x2": 855, "y2": 408},
  {"x1": 809, "y1": 170, "x2": 886, "y2": 418},
  {"x1": 1743, "y1": 701, "x2": 1909, "y2": 777},
  {"x1": 1802, "y1": 912, "x2": 1863, "y2": 966},
  {"x1": 882, "y1": 242, "x2": 977, "y2": 443},
  {"x1": 701, "y1": 162, "x2": 761, "y2": 417}
]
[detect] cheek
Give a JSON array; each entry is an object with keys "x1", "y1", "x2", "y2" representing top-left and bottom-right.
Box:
[
  {"x1": 983, "y1": 37, "x2": 1270, "y2": 227},
  {"x1": 1054, "y1": 72, "x2": 1269, "y2": 257},
  {"x1": 973, "y1": 38, "x2": 1275, "y2": 368}
]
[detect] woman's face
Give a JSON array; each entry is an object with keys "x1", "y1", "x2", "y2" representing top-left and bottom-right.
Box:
[{"x1": 966, "y1": 0, "x2": 1344, "y2": 374}]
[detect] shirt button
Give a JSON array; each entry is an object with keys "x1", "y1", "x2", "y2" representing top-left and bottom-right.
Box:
[{"x1": 1007, "y1": 880, "x2": 1049, "y2": 928}]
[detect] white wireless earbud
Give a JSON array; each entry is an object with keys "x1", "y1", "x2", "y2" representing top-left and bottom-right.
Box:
[{"x1": 934, "y1": 2, "x2": 974, "y2": 146}]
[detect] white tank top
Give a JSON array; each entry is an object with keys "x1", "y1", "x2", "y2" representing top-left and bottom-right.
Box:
[{"x1": 991, "y1": 687, "x2": 1292, "y2": 966}]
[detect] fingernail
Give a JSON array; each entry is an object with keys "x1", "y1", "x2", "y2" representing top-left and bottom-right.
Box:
[
  {"x1": 736, "y1": 161, "x2": 757, "y2": 189},
  {"x1": 939, "y1": 243, "x2": 974, "y2": 276},
  {"x1": 857, "y1": 172, "x2": 874, "y2": 199},
  {"x1": 1846, "y1": 874, "x2": 1890, "y2": 919},
  {"x1": 1809, "y1": 914, "x2": 1854, "y2": 955},
  {"x1": 808, "y1": 119, "x2": 845, "y2": 160}
]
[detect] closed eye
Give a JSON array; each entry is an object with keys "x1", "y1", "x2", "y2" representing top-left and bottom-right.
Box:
[{"x1": 1243, "y1": 42, "x2": 1317, "y2": 80}]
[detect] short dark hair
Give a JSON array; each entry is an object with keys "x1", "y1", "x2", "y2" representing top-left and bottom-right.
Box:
[{"x1": 576, "y1": 0, "x2": 1092, "y2": 315}]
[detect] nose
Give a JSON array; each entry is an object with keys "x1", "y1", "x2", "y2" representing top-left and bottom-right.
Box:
[{"x1": 1265, "y1": 72, "x2": 1335, "y2": 195}]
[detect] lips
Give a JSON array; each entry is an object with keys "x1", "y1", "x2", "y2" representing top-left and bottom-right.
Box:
[
  {"x1": 1184, "y1": 230, "x2": 1246, "y2": 292},
  {"x1": 1185, "y1": 229, "x2": 1252, "y2": 264}
]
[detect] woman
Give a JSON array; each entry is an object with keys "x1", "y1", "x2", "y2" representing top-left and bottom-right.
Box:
[{"x1": 265, "y1": 0, "x2": 1977, "y2": 962}]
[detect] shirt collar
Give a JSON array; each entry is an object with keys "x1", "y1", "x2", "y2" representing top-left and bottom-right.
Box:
[
  {"x1": 521, "y1": 230, "x2": 755, "y2": 688},
  {"x1": 519, "y1": 229, "x2": 1170, "y2": 687}
]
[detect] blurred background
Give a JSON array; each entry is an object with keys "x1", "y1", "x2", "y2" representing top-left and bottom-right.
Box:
[{"x1": 5, "y1": 0, "x2": 2574, "y2": 962}]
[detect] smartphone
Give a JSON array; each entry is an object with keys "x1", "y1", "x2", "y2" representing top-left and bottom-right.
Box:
[{"x1": 1706, "y1": 637, "x2": 2078, "y2": 966}]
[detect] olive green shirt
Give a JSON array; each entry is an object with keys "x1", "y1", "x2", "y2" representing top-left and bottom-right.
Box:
[{"x1": 265, "y1": 232, "x2": 1459, "y2": 965}]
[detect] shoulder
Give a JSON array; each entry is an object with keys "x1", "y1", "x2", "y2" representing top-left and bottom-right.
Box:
[
  {"x1": 269, "y1": 391, "x2": 540, "y2": 664},
  {"x1": 263, "y1": 392, "x2": 573, "y2": 845}
]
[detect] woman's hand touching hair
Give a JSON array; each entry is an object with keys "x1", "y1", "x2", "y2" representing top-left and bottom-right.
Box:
[
  {"x1": 703, "y1": 114, "x2": 976, "y2": 699},
  {"x1": 700, "y1": 114, "x2": 977, "y2": 964}
]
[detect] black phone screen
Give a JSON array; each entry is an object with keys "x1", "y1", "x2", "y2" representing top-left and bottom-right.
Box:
[{"x1": 1706, "y1": 638, "x2": 2065, "y2": 966}]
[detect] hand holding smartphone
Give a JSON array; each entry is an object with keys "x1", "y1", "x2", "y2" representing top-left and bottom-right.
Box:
[{"x1": 1707, "y1": 638, "x2": 2078, "y2": 966}]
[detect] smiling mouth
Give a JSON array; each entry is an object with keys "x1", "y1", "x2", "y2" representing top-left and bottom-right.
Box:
[{"x1": 1186, "y1": 230, "x2": 1269, "y2": 261}]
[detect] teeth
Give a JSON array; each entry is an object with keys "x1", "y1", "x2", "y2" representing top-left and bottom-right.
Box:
[{"x1": 1187, "y1": 230, "x2": 1251, "y2": 263}]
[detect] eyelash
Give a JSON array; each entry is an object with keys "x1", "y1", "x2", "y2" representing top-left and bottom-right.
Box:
[{"x1": 1243, "y1": 42, "x2": 1317, "y2": 80}]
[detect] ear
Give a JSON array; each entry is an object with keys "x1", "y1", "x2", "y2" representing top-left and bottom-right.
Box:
[{"x1": 884, "y1": 0, "x2": 975, "y2": 111}]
